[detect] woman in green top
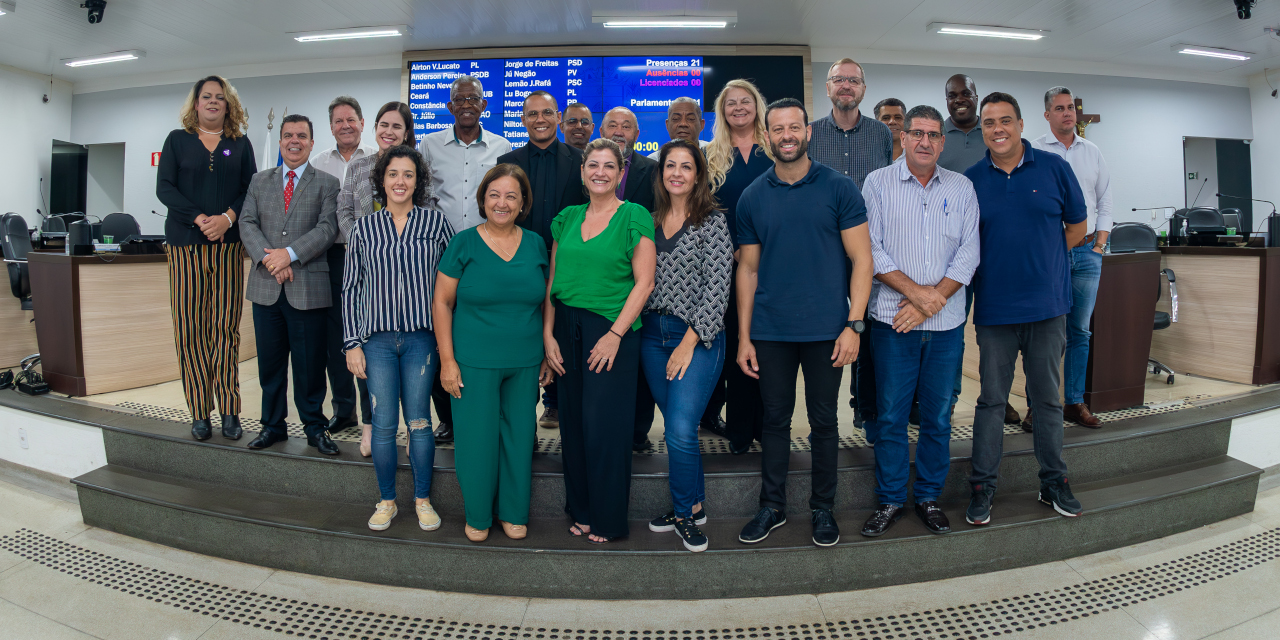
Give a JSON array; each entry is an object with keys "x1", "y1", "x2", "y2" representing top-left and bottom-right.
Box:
[
  {"x1": 434, "y1": 164, "x2": 554, "y2": 543},
  {"x1": 543, "y1": 138, "x2": 656, "y2": 543}
]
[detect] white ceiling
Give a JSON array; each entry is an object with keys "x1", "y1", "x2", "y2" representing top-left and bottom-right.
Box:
[{"x1": 1, "y1": 0, "x2": 1277, "y2": 91}]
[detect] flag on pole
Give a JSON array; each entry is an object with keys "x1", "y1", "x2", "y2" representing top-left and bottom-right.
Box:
[
  {"x1": 262, "y1": 107, "x2": 276, "y2": 169},
  {"x1": 276, "y1": 108, "x2": 287, "y2": 167}
]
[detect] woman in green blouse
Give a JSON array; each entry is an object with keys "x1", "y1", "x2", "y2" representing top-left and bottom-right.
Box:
[
  {"x1": 434, "y1": 164, "x2": 553, "y2": 543},
  {"x1": 543, "y1": 138, "x2": 656, "y2": 543}
]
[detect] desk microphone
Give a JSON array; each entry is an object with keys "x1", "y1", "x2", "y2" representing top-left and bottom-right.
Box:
[{"x1": 1218, "y1": 192, "x2": 1280, "y2": 246}]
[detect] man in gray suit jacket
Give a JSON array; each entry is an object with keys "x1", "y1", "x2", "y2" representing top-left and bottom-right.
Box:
[{"x1": 239, "y1": 114, "x2": 341, "y2": 455}]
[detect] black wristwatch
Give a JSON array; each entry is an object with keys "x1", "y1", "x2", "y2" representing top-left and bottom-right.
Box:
[{"x1": 846, "y1": 319, "x2": 866, "y2": 334}]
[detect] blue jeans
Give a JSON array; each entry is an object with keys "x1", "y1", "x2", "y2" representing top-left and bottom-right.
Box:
[
  {"x1": 364, "y1": 330, "x2": 438, "y2": 502},
  {"x1": 951, "y1": 287, "x2": 974, "y2": 408},
  {"x1": 1064, "y1": 245, "x2": 1102, "y2": 405},
  {"x1": 639, "y1": 313, "x2": 725, "y2": 518},
  {"x1": 865, "y1": 321, "x2": 963, "y2": 506}
]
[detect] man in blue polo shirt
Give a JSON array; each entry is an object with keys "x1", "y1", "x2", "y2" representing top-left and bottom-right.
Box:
[
  {"x1": 734, "y1": 98, "x2": 874, "y2": 548},
  {"x1": 963, "y1": 92, "x2": 1088, "y2": 526}
]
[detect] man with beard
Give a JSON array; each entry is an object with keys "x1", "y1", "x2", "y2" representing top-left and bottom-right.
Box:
[
  {"x1": 808, "y1": 58, "x2": 892, "y2": 433},
  {"x1": 938, "y1": 74, "x2": 987, "y2": 174},
  {"x1": 874, "y1": 98, "x2": 906, "y2": 161},
  {"x1": 560, "y1": 102, "x2": 594, "y2": 151},
  {"x1": 419, "y1": 75, "x2": 513, "y2": 232},
  {"x1": 735, "y1": 98, "x2": 873, "y2": 548},
  {"x1": 647, "y1": 97, "x2": 708, "y2": 159}
]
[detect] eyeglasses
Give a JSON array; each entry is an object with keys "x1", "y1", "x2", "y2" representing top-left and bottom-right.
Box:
[
  {"x1": 827, "y1": 76, "x2": 864, "y2": 87},
  {"x1": 564, "y1": 118, "x2": 592, "y2": 126},
  {"x1": 524, "y1": 108, "x2": 557, "y2": 119},
  {"x1": 904, "y1": 130, "x2": 944, "y2": 142},
  {"x1": 451, "y1": 96, "x2": 483, "y2": 106}
]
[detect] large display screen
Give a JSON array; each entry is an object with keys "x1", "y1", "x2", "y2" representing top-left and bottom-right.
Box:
[{"x1": 408, "y1": 56, "x2": 716, "y2": 151}]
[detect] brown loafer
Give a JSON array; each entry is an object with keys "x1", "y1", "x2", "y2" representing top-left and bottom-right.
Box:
[
  {"x1": 1020, "y1": 408, "x2": 1034, "y2": 433},
  {"x1": 1004, "y1": 403, "x2": 1022, "y2": 425},
  {"x1": 1064, "y1": 403, "x2": 1102, "y2": 428},
  {"x1": 464, "y1": 524, "x2": 489, "y2": 542},
  {"x1": 499, "y1": 520, "x2": 527, "y2": 540}
]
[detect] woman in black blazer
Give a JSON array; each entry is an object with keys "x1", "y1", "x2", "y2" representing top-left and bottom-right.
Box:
[{"x1": 156, "y1": 75, "x2": 257, "y2": 441}]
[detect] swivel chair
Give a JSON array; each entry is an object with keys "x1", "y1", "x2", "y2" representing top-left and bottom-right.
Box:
[
  {"x1": 1109, "y1": 222, "x2": 1178, "y2": 383},
  {"x1": 2, "y1": 213, "x2": 33, "y2": 311},
  {"x1": 100, "y1": 212, "x2": 141, "y2": 243},
  {"x1": 40, "y1": 216, "x2": 66, "y2": 233}
]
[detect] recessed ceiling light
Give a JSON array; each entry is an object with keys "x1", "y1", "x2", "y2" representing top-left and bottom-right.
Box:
[
  {"x1": 0, "y1": 2, "x2": 16, "y2": 16},
  {"x1": 1173, "y1": 44, "x2": 1252, "y2": 60},
  {"x1": 593, "y1": 12, "x2": 736, "y2": 29},
  {"x1": 62, "y1": 50, "x2": 145, "y2": 67},
  {"x1": 928, "y1": 22, "x2": 1048, "y2": 41},
  {"x1": 291, "y1": 25, "x2": 410, "y2": 42}
]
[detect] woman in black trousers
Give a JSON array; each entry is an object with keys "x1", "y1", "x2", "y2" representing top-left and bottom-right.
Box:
[
  {"x1": 156, "y1": 75, "x2": 256, "y2": 441},
  {"x1": 543, "y1": 138, "x2": 656, "y2": 543}
]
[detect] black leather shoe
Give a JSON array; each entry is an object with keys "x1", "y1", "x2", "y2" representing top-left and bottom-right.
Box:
[
  {"x1": 433, "y1": 422, "x2": 453, "y2": 444},
  {"x1": 812, "y1": 508, "x2": 840, "y2": 547},
  {"x1": 728, "y1": 441, "x2": 752, "y2": 455},
  {"x1": 738, "y1": 507, "x2": 786, "y2": 544},
  {"x1": 328, "y1": 413, "x2": 357, "y2": 433},
  {"x1": 247, "y1": 430, "x2": 288, "y2": 450},
  {"x1": 915, "y1": 501, "x2": 952, "y2": 534},
  {"x1": 860, "y1": 504, "x2": 903, "y2": 537},
  {"x1": 1006, "y1": 403, "x2": 1024, "y2": 426},
  {"x1": 221, "y1": 414, "x2": 242, "y2": 440},
  {"x1": 191, "y1": 419, "x2": 212, "y2": 441},
  {"x1": 308, "y1": 431, "x2": 340, "y2": 456},
  {"x1": 700, "y1": 416, "x2": 728, "y2": 438}
]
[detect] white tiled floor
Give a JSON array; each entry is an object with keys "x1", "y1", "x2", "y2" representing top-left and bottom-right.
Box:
[{"x1": 1, "y1": 478, "x2": 1278, "y2": 639}]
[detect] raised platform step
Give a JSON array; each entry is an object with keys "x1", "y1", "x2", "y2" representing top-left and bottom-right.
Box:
[{"x1": 73, "y1": 455, "x2": 1261, "y2": 600}]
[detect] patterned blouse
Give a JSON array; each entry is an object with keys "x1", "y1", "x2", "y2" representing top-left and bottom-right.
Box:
[
  {"x1": 342, "y1": 206, "x2": 455, "y2": 351},
  {"x1": 644, "y1": 210, "x2": 734, "y2": 347}
]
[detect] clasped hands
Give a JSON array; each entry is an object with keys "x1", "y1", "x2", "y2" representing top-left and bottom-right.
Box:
[
  {"x1": 194, "y1": 210, "x2": 234, "y2": 242},
  {"x1": 262, "y1": 248, "x2": 293, "y2": 284},
  {"x1": 894, "y1": 284, "x2": 948, "y2": 333}
]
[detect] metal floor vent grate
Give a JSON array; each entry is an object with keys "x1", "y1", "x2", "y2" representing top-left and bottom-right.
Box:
[
  {"x1": 1, "y1": 526, "x2": 1278, "y2": 639},
  {"x1": 110, "y1": 395, "x2": 1210, "y2": 456}
]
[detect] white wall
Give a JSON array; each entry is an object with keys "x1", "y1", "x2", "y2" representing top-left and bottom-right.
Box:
[
  {"x1": 1249, "y1": 71, "x2": 1280, "y2": 223},
  {"x1": 0, "y1": 65, "x2": 74, "y2": 230},
  {"x1": 71, "y1": 69, "x2": 401, "y2": 235},
  {"x1": 0, "y1": 405, "x2": 105, "y2": 479},
  {"x1": 86, "y1": 143, "x2": 126, "y2": 218},
  {"x1": 1182, "y1": 138, "x2": 1218, "y2": 209},
  {"x1": 814, "y1": 63, "x2": 1254, "y2": 226}
]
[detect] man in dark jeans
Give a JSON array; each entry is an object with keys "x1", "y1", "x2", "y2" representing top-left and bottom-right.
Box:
[
  {"x1": 733, "y1": 98, "x2": 874, "y2": 548},
  {"x1": 963, "y1": 92, "x2": 1088, "y2": 525}
]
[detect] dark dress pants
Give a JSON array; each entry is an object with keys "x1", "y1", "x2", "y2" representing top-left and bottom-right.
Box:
[
  {"x1": 325, "y1": 244, "x2": 371, "y2": 423},
  {"x1": 254, "y1": 289, "x2": 329, "y2": 440},
  {"x1": 632, "y1": 366, "x2": 656, "y2": 447},
  {"x1": 554, "y1": 302, "x2": 637, "y2": 539},
  {"x1": 755, "y1": 339, "x2": 843, "y2": 512},
  {"x1": 724, "y1": 274, "x2": 764, "y2": 448}
]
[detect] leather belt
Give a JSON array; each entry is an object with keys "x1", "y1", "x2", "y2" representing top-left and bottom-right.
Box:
[{"x1": 1073, "y1": 232, "x2": 1096, "y2": 249}]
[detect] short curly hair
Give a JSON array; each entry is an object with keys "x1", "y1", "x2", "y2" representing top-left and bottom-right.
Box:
[{"x1": 371, "y1": 145, "x2": 431, "y2": 208}]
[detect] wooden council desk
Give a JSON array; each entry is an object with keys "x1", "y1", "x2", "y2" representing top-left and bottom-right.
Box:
[
  {"x1": 963, "y1": 251, "x2": 1162, "y2": 412},
  {"x1": 26, "y1": 252, "x2": 257, "y2": 396},
  {"x1": 0, "y1": 294, "x2": 37, "y2": 369},
  {"x1": 1150, "y1": 246, "x2": 1280, "y2": 385}
]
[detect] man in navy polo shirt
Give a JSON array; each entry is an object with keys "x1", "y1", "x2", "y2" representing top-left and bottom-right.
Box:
[
  {"x1": 963, "y1": 92, "x2": 1088, "y2": 526},
  {"x1": 734, "y1": 98, "x2": 874, "y2": 548}
]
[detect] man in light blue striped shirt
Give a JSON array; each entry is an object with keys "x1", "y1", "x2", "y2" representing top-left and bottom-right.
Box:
[{"x1": 858, "y1": 105, "x2": 980, "y2": 538}]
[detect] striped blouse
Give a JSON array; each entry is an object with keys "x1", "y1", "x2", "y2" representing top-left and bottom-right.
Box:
[{"x1": 342, "y1": 206, "x2": 455, "y2": 351}]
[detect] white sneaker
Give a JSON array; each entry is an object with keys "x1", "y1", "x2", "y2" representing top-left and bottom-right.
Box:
[
  {"x1": 416, "y1": 500, "x2": 442, "y2": 531},
  {"x1": 368, "y1": 501, "x2": 397, "y2": 531}
]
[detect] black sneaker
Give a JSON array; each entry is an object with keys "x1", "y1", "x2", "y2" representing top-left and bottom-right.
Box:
[
  {"x1": 859, "y1": 504, "x2": 903, "y2": 537},
  {"x1": 674, "y1": 518, "x2": 709, "y2": 552},
  {"x1": 811, "y1": 508, "x2": 840, "y2": 547},
  {"x1": 648, "y1": 506, "x2": 708, "y2": 532},
  {"x1": 1039, "y1": 478, "x2": 1083, "y2": 517},
  {"x1": 966, "y1": 484, "x2": 996, "y2": 525},
  {"x1": 738, "y1": 507, "x2": 786, "y2": 544}
]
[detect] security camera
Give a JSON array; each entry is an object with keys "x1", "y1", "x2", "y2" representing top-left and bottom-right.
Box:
[
  {"x1": 1235, "y1": 0, "x2": 1255, "y2": 19},
  {"x1": 81, "y1": 0, "x2": 106, "y2": 24}
]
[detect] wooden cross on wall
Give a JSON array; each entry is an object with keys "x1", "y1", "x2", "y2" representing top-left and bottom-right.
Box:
[{"x1": 1074, "y1": 97, "x2": 1101, "y2": 138}]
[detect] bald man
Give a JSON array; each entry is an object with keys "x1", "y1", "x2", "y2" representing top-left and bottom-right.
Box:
[
  {"x1": 600, "y1": 106, "x2": 659, "y2": 212},
  {"x1": 937, "y1": 74, "x2": 987, "y2": 173}
]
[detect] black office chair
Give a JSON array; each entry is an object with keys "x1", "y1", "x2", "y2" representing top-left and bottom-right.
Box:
[
  {"x1": 100, "y1": 212, "x2": 141, "y2": 243},
  {"x1": 2, "y1": 213, "x2": 33, "y2": 311},
  {"x1": 1109, "y1": 222, "x2": 1178, "y2": 384},
  {"x1": 40, "y1": 216, "x2": 66, "y2": 233},
  {"x1": 1185, "y1": 207, "x2": 1224, "y2": 228}
]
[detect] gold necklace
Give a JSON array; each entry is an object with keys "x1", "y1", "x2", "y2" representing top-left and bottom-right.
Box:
[{"x1": 481, "y1": 222, "x2": 519, "y2": 259}]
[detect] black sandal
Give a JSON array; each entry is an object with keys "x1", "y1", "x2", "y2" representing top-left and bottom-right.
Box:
[
  {"x1": 568, "y1": 523, "x2": 590, "y2": 536},
  {"x1": 587, "y1": 534, "x2": 621, "y2": 544}
]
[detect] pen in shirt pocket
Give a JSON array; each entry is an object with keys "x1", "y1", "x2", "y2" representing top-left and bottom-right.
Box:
[{"x1": 944, "y1": 198, "x2": 949, "y2": 216}]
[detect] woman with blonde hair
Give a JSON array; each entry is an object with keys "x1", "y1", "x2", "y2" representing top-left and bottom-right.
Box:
[
  {"x1": 156, "y1": 75, "x2": 257, "y2": 442},
  {"x1": 701, "y1": 78, "x2": 771, "y2": 455}
]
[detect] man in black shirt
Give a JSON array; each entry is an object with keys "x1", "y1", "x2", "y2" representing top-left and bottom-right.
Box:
[{"x1": 498, "y1": 91, "x2": 587, "y2": 429}]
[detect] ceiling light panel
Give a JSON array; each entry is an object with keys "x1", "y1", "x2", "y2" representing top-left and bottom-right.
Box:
[
  {"x1": 62, "y1": 49, "x2": 146, "y2": 67},
  {"x1": 1173, "y1": 44, "x2": 1252, "y2": 60},
  {"x1": 592, "y1": 12, "x2": 736, "y2": 29},
  {"x1": 0, "y1": 2, "x2": 15, "y2": 16},
  {"x1": 928, "y1": 22, "x2": 1048, "y2": 41},
  {"x1": 291, "y1": 25, "x2": 410, "y2": 42}
]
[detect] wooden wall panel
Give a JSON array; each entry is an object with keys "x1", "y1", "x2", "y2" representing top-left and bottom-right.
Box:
[
  {"x1": 0, "y1": 299, "x2": 37, "y2": 369},
  {"x1": 1150, "y1": 255, "x2": 1259, "y2": 384}
]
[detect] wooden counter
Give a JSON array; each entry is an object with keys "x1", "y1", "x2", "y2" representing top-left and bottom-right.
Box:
[
  {"x1": 0, "y1": 297, "x2": 37, "y2": 369},
  {"x1": 963, "y1": 251, "x2": 1162, "y2": 410},
  {"x1": 27, "y1": 252, "x2": 257, "y2": 396},
  {"x1": 1150, "y1": 246, "x2": 1280, "y2": 385}
]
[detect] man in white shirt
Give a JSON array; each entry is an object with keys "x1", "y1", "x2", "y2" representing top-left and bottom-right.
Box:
[
  {"x1": 647, "y1": 97, "x2": 709, "y2": 159},
  {"x1": 1027, "y1": 86, "x2": 1114, "y2": 430},
  {"x1": 419, "y1": 75, "x2": 512, "y2": 232},
  {"x1": 311, "y1": 96, "x2": 377, "y2": 433}
]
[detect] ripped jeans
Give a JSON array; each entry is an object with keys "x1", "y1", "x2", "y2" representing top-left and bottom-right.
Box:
[{"x1": 363, "y1": 330, "x2": 438, "y2": 502}]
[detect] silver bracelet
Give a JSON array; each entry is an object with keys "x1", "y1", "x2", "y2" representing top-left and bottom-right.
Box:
[{"x1": 222, "y1": 212, "x2": 234, "y2": 226}]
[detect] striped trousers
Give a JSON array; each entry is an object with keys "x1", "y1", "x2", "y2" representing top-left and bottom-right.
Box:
[{"x1": 166, "y1": 243, "x2": 245, "y2": 419}]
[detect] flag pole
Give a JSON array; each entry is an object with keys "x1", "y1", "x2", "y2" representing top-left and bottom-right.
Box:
[{"x1": 262, "y1": 107, "x2": 275, "y2": 168}]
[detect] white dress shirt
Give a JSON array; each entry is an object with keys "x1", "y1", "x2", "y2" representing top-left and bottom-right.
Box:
[
  {"x1": 419, "y1": 126, "x2": 512, "y2": 232},
  {"x1": 310, "y1": 144, "x2": 377, "y2": 184},
  {"x1": 1031, "y1": 133, "x2": 1113, "y2": 235},
  {"x1": 647, "y1": 138, "x2": 708, "y2": 160}
]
